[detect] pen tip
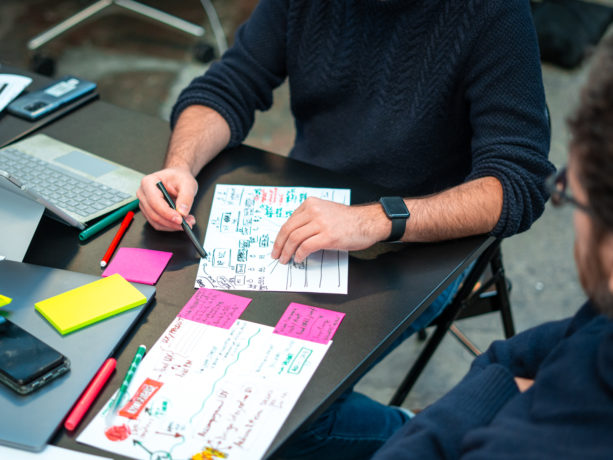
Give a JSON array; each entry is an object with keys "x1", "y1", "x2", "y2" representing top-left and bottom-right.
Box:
[{"x1": 100, "y1": 261, "x2": 107, "y2": 268}]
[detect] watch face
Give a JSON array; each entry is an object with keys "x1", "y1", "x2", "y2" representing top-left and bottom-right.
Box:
[{"x1": 380, "y1": 197, "x2": 409, "y2": 218}]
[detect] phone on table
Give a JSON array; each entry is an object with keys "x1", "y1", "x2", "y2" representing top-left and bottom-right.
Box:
[
  {"x1": 7, "y1": 75, "x2": 96, "y2": 121},
  {"x1": 0, "y1": 317, "x2": 70, "y2": 395}
]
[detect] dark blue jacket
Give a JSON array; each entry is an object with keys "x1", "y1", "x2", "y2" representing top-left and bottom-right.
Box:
[
  {"x1": 172, "y1": 0, "x2": 554, "y2": 238},
  {"x1": 373, "y1": 301, "x2": 613, "y2": 459}
]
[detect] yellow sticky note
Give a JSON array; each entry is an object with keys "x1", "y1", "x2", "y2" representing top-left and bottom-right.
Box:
[
  {"x1": 35, "y1": 274, "x2": 146, "y2": 335},
  {"x1": 0, "y1": 294, "x2": 11, "y2": 307}
]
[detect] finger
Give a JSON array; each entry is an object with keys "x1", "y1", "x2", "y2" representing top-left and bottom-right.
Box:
[
  {"x1": 138, "y1": 177, "x2": 183, "y2": 231},
  {"x1": 278, "y1": 223, "x2": 320, "y2": 264},
  {"x1": 138, "y1": 192, "x2": 182, "y2": 231},
  {"x1": 185, "y1": 214, "x2": 196, "y2": 228},
  {"x1": 139, "y1": 201, "x2": 173, "y2": 231},
  {"x1": 293, "y1": 234, "x2": 330, "y2": 264},
  {"x1": 272, "y1": 211, "x2": 313, "y2": 259},
  {"x1": 145, "y1": 178, "x2": 185, "y2": 226},
  {"x1": 166, "y1": 179, "x2": 198, "y2": 218}
]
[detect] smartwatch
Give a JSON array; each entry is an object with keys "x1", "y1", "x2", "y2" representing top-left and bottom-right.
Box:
[{"x1": 379, "y1": 196, "x2": 410, "y2": 242}]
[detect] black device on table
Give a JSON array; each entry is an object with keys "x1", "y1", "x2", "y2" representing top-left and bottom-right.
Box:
[
  {"x1": 7, "y1": 76, "x2": 96, "y2": 121},
  {"x1": 0, "y1": 317, "x2": 70, "y2": 395}
]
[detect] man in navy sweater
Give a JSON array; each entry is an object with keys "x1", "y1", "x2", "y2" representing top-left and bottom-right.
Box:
[
  {"x1": 138, "y1": 0, "x2": 552, "y2": 253},
  {"x1": 372, "y1": 34, "x2": 613, "y2": 459},
  {"x1": 137, "y1": 1, "x2": 553, "y2": 456}
]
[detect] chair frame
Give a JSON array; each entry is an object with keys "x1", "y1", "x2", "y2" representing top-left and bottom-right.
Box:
[
  {"x1": 28, "y1": 0, "x2": 206, "y2": 53},
  {"x1": 389, "y1": 238, "x2": 514, "y2": 406}
]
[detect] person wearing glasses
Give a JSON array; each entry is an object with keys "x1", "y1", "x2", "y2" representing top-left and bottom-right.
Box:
[
  {"x1": 137, "y1": 1, "x2": 554, "y2": 457},
  {"x1": 371, "y1": 34, "x2": 613, "y2": 460}
]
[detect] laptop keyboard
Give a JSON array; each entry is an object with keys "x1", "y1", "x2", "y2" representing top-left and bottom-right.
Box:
[{"x1": 0, "y1": 147, "x2": 130, "y2": 218}]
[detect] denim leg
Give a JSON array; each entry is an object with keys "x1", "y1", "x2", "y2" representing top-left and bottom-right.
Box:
[
  {"x1": 277, "y1": 266, "x2": 473, "y2": 460},
  {"x1": 275, "y1": 392, "x2": 410, "y2": 460}
]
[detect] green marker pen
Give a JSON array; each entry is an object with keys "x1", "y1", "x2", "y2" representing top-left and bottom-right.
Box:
[
  {"x1": 78, "y1": 199, "x2": 140, "y2": 242},
  {"x1": 106, "y1": 344, "x2": 146, "y2": 423}
]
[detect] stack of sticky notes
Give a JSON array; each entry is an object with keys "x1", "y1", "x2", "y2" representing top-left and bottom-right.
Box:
[
  {"x1": 0, "y1": 294, "x2": 11, "y2": 307},
  {"x1": 102, "y1": 247, "x2": 172, "y2": 285},
  {"x1": 35, "y1": 274, "x2": 146, "y2": 335}
]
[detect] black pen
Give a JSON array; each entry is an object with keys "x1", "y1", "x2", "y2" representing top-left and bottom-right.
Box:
[{"x1": 156, "y1": 181, "x2": 208, "y2": 259}]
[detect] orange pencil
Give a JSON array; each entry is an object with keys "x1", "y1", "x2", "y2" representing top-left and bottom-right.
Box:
[{"x1": 100, "y1": 210, "x2": 134, "y2": 268}]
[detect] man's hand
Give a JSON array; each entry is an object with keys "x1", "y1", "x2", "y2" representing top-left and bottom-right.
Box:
[
  {"x1": 137, "y1": 104, "x2": 231, "y2": 232},
  {"x1": 514, "y1": 377, "x2": 534, "y2": 393},
  {"x1": 271, "y1": 198, "x2": 391, "y2": 264},
  {"x1": 137, "y1": 166, "x2": 198, "y2": 231}
]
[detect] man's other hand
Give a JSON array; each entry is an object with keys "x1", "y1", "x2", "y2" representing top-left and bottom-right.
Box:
[
  {"x1": 271, "y1": 198, "x2": 391, "y2": 264},
  {"x1": 514, "y1": 377, "x2": 534, "y2": 393},
  {"x1": 137, "y1": 166, "x2": 198, "y2": 231}
]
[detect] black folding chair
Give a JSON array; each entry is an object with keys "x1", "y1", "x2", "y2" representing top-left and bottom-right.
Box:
[{"x1": 389, "y1": 238, "x2": 514, "y2": 406}]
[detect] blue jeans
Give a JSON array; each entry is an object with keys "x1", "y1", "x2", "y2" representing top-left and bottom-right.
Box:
[{"x1": 275, "y1": 269, "x2": 470, "y2": 460}]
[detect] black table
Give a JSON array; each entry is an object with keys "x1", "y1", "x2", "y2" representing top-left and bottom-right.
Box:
[{"x1": 19, "y1": 97, "x2": 492, "y2": 458}]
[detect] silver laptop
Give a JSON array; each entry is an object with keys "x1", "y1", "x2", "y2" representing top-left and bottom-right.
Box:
[
  {"x1": 0, "y1": 179, "x2": 44, "y2": 261},
  {"x1": 0, "y1": 134, "x2": 144, "y2": 229}
]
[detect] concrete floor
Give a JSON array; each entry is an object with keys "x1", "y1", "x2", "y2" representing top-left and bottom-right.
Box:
[{"x1": 1, "y1": 0, "x2": 611, "y2": 416}]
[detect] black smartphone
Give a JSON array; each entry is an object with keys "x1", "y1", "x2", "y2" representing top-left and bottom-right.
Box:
[
  {"x1": 0, "y1": 317, "x2": 70, "y2": 395},
  {"x1": 6, "y1": 75, "x2": 96, "y2": 121}
]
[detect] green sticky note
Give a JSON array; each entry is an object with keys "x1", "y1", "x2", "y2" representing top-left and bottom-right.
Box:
[
  {"x1": 0, "y1": 294, "x2": 11, "y2": 308},
  {"x1": 34, "y1": 274, "x2": 146, "y2": 335}
]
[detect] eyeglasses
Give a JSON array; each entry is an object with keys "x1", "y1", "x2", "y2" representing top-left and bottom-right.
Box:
[{"x1": 545, "y1": 166, "x2": 592, "y2": 213}]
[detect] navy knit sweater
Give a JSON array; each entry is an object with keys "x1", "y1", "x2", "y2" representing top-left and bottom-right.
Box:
[
  {"x1": 372, "y1": 301, "x2": 613, "y2": 459},
  {"x1": 172, "y1": 0, "x2": 554, "y2": 238}
]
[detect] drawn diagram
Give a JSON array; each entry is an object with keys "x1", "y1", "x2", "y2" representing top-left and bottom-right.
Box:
[
  {"x1": 195, "y1": 185, "x2": 351, "y2": 294},
  {"x1": 78, "y1": 317, "x2": 330, "y2": 460}
]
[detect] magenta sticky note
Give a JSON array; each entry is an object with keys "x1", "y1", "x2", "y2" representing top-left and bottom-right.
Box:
[
  {"x1": 102, "y1": 247, "x2": 172, "y2": 285},
  {"x1": 178, "y1": 288, "x2": 252, "y2": 329},
  {"x1": 274, "y1": 302, "x2": 345, "y2": 344}
]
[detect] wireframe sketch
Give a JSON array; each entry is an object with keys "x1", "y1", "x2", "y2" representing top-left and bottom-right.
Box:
[
  {"x1": 78, "y1": 317, "x2": 330, "y2": 460},
  {"x1": 195, "y1": 185, "x2": 351, "y2": 294}
]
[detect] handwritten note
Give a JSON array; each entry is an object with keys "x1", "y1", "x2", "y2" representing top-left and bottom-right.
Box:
[
  {"x1": 195, "y1": 185, "x2": 350, "y2": 294},
  {"x1": 274, "y1": 303, "x2": 345, "y2": 344},
  {"x1": 102, "y1": 248, "x2": 172, "y2": 285},
  {"x1": 177, "y1": 288, "x2": 252, "y2": 329},
  {"x1": 78, "y1": 318, "x2": 330, "y2": 460}
]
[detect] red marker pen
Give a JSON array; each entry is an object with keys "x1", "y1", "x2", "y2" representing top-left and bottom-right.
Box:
[
  {"x1": 100, "y1": 211, "x2": 134, "y2": 268},
  {"x1": 65, "y1": 358, "x2": 116, "y2": 431}
]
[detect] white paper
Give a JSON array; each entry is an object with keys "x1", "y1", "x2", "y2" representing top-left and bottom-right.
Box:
[
  {"x1": 0, "y1": 74, "x2": 32, "y2": 113},
  {"x1": 78, "y1": 318, "x2": 330, "y2": 460},
  {"x1": 195, "y1": 185, "x2": 351, "y2": 294}
]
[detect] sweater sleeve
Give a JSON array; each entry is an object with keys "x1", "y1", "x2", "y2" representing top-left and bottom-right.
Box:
[
  {"x1": 463, "y1": 1, "x2": 555, "y2": 238},
  {"x1": 372, "y1": 315, "x2": 575, "y2": 460},
  {"x1": 170, "y1": 0, "x2": 288, "y2": 148}
]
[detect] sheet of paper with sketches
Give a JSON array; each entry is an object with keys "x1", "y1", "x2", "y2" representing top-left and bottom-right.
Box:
[
  {"x1": 195, "y1": 185, "x2": 351, "y2": 294},
  {"x1": 78, "y1": 317, "x2": 330, "y2": 460}
]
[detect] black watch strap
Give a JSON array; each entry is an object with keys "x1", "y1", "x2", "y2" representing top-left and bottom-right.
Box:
[{"x1": 386, "y1": 216, "x2": 407, "y2": 242}]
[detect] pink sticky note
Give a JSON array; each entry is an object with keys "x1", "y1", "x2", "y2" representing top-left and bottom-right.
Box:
[
  {"x1": 178, "y1": 288, "x2": 252, "y2": 329},
  {"x1": 274, "y1": 302, "x2": 345, "y2": 344},
  {"x1": 102, "y1": 247, "x2": 172, "y2": 285}
]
